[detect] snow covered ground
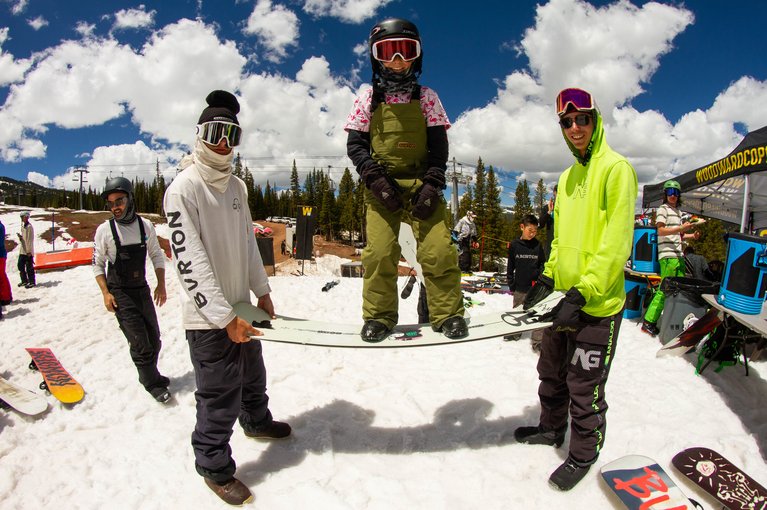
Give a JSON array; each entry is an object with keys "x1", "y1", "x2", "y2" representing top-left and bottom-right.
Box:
[{"x1": 1, "y1": 207, "x2": 766, "y2": 509}]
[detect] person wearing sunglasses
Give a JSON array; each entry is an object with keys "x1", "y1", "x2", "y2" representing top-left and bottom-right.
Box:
[
  {"x1": 517, "y1": 87, "x2": 638, "y2": 491},
  {"x1": 345, "y1": 18, "x2": 466, "y2": 342},
  {"x1": 93, "y1": 176, "x2": 171, "y2": 404},
  {"x1": 641, "y1": 179, "x2": 703, "y2": 336},
  {"x1": 163, "y1": 90, "x2": 291, "y2": 506}
]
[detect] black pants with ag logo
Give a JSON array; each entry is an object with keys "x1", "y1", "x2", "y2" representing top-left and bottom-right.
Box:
[{"x1": 535, "y1": 311, "x2": 622, "y2": 464}]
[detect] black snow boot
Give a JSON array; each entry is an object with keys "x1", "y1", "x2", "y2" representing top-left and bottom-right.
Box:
[
  {"x1": 437, "y1": 316, "x2": 468, "y2": 339},
  {"x1": 360, "y1": 320, "x2": 391, "y2": 343},
  {"x1": 513, "y1": 425, "x2": 566, "y2": 447},
  {"x1": 549, "y1": 455, "x2": 593, "y2": 491}
]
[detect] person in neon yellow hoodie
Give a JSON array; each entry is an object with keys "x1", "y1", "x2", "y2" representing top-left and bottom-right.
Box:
[{"x1": 514, "y1": 88, "x2": 638, "y2": 491}]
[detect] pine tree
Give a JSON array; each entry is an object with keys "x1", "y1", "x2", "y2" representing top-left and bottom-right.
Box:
[
  {"x1": 290, "y1": 160, "x2": 301, "y2": 217},
  {"x1": 481, "y1": 166, "x2": 507, "y2": 271},
  {"x1": 232, "y1": 153, "x2": 243, "y2": 179},
  {"x1": 337, "y1": 168, "x2": 357, "y2": 244},
  {"x1": 512, "y1": 179, "x2": 532, "y2": 227}
]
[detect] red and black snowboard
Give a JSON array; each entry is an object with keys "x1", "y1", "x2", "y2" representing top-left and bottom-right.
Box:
[
  {"x1": 672, "y1": 447, "x2": 767, "y2": 510},
  {"x1": 657, "y1": 308, "x2": 723, "y2": 358}
]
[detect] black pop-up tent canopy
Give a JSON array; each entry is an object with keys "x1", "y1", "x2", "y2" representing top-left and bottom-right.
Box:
[{"x1": 642, "y1": 126, "x2": 767, "y2": 233}]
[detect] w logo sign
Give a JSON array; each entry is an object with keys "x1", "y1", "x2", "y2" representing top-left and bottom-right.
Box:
[
  {"x1": 571, "y1": 348, "x2": 601, "y2": 370},
  {"x1": 302, "y1": 206, "x2": 313, "y2": 216}
]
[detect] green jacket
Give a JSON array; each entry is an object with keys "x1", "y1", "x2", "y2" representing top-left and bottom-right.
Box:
[{"x1": 543, "y1": 110, "x2": 638, "y2": 317}]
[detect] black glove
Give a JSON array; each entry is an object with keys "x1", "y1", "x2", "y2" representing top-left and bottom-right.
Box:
[
  {"x1": 411, "y1": 167, "x2": 446, "y2": 220},
  {"x1": 411, "y1": 183, "x2": 442, "y2": 220},
  {"x1": 538, "y1": 287, "x2": 586, "y2": 332},
  {"x1": 523, "y1": 274, "x2": 554, "y2": 310},
  {"x1": 360, "y1": 163, "x2": 402, "y2": 212}
]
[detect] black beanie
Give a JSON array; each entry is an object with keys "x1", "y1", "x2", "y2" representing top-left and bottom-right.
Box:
[{"x1": 198, "y1": 90, "x2": 240, "y2": 125}]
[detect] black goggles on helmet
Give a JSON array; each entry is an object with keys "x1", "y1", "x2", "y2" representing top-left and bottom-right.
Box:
[
  {"x1": 196, "y1": 121, "x2": 242, "y2": 148},
  {"x1": 372, "y1": 38, "x2": 421, "y2": 62}
]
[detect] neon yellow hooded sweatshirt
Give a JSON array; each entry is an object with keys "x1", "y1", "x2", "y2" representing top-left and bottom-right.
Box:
[{"x1": 543, "y1": 110, "x2": 638, "y2": 317}]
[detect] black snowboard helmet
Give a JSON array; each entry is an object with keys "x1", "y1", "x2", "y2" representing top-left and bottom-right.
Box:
[
  {"x1": 101, "y1": 176, "x2": 133, "y2": 199},
  {"x1": 369, "y1": 18, "x2": 423, "y2": 80}
]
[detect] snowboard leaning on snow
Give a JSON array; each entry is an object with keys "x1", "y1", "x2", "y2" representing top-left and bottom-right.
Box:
[
  {"x1": 234, "y1": 291, "x2": 563, "y2": 348},
  {"x1": 26, "y1": 348, "x2": 84, "y2": 404},
  {"x1": 600, "y1": 455, "x2": 702, "y2": 509},
  {"x1": 0, "y1": 375, "x2": 48, "y2": 416},
  {"x1": 672, "y1": 446, "x2": 767, "y2": 510}
]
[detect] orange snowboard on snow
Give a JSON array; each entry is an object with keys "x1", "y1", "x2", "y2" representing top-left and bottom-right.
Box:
[{"x1": 26, "y1": 348, "x2": 84, "y2": 404}]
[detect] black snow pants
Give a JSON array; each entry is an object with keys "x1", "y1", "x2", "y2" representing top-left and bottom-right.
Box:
[
  {"x1": 536, "y1": 310, "x2": 621, "y2": 464},
  {"x1": 186, "y1": 329, "x2": 271, "y2": 482}
]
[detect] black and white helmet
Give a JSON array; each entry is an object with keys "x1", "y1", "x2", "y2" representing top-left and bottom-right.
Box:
[{"x1": 369, "y1": 18, "x2": 423, "y2": 78}]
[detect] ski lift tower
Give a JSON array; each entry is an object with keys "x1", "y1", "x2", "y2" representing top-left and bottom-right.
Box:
[{"x1": 447, "y1": 157, "x2": 472, "y2": 224}]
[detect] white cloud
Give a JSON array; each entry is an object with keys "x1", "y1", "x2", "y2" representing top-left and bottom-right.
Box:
[
  {"x1": 303, "y1": 0, "x2": 394, "y2": 23},
  {"x1": 450, "y1": 0, "x2": 700, "y2": 190},
  {"x1": 243, "y1": 0, "x2": 300, "y2": 63},
  {"x1": 113, "y1": 5, "x2": 156, "y2": 31},
  {"x1": 10, "y1": 0, "x2": 27, "y2": 15},
  {"x1": 237, "y1": 56, "x2": 357, "y2": 186},
  {"x1": 75, "y1": 22, "x2": 96, "y2": 38},
  {"x1": 27, "y1": 15, "x2": 48, "y2": 30},
  {"x1": 0, "y1": 28, "x2": 32, "y2": 86}
]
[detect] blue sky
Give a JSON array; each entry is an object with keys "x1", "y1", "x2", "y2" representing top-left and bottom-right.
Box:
[{"x1": 0, "y1": 0, "x2": 765, "y2": 206}]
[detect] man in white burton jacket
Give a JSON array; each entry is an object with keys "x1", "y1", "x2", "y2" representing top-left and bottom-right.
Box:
[{"x1": 163, "y1": 90, "x2": 291, "y2": 506}]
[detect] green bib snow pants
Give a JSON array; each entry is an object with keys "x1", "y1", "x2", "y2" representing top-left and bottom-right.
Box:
[
  {"x1": 362, "y1": 99, "x2": 464, "y2": 328},
  {"x1": 643, "y1": 257, "x2": 685, "y2": 324}
]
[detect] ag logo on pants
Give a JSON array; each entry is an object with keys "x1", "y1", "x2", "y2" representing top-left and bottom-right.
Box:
[{"x1": 571, "y1": 347, "x2": 601, "y2": 370}]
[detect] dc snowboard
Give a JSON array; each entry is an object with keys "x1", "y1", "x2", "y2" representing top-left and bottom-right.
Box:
[
  {"x1": 672, "y1": 447, "x2": 767, "y2": 510},
  {"x1": 0, "y1": 375, "x2": 48, "y2": 416},
  {"x1": 601, "y1": 455, "x2": 702, "y2": 509},
  {"x1": 26, "y1": 348, "x2": 84, "y2": 404}
]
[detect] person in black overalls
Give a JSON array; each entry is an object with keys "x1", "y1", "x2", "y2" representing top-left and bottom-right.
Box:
[{"x1": 93, "y1": 177, "x2": 170, "y2": 403}]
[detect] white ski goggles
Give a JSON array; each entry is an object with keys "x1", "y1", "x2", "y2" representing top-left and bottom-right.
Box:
[
  {"x1": 372, "y1": 38, "x2": 421, "y2": 62},
  {"x1": 196, "y1": 121, "x2": 242, "y2": 148}
]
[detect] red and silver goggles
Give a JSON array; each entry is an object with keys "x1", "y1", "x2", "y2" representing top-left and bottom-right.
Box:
[
  {"x1": 372, "y1": 37, "x2": 421, "y2": 62},
  {"x1": 196, "y1": 121, "x2": 242, "y2": 148},
  {"x1": 555, "y1": 88, "x2": 594, "y2": 116}
]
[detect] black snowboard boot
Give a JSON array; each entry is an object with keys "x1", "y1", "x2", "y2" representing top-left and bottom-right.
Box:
[
  {"x1": 360, "y1": 320, "x2": 391, "y2": 343},
  {"x1": 514, "y1": 425, "x2": 566, "y2": 447},
  {"x1": 641, "y1": 320, "x2": 659, "y2": 336},
  {"x1": 437, "y1": 316, "x2": 468, "y2": 339},
  {"x1": 149, "y1": 386, "x2": 171, "y2": 404},
  {"x1": 549, "y1": 455, "x2": 593, "y2": 491},
  {"x1": 244, "y1": 420, "x2": 292, "y2": 439}
]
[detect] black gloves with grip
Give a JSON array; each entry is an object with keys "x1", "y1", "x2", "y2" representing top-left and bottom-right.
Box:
[
  {"x1": 411, "y1": 167, "x2": 446, "y2": 220},
  {"x1": 360, "y1": 163, "x2": 403, "y2": 212},
  {"x1": 538, "y1": 287, "x2": 586, "y2": 332},
  {"x1": 523, "y1": 274, "x2": 554, "y2": 310}
]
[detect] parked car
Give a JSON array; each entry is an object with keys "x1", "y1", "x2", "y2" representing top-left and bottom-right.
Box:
[{"x1": 253, "y1": 223, "x2": 273, "y2": 236}]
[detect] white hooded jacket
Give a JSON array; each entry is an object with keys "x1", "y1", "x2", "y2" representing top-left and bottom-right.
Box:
[{"x1": 163, "y1": 164, "x2": 270, "y2": 329}]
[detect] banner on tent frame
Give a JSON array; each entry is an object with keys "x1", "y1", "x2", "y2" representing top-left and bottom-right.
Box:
[{"x1": 695, "y1": 143, "x2": 767, "y2": 184}]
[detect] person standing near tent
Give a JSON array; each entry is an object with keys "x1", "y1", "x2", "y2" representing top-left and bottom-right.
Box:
[
  {"x1": 515, "y1": 87, "x2": 637, "y2": 491},
  {"x1": 454, "y1": 210, "x2": 478, "y2": 273},
  {"x1": 344, "y1": 18, "x2": 467, "y2": 342},
  {"x1": 641, "y1": 180, "x2": 702, "y2": 336},
  {"x1": 0, "y1": 218, "x2": 11, "y2": 319},
  {"x1": 93, "y1": 177, "x2": 171, "y2": 404},
  {"x1": 164, "y1": 90, "x2": 291, "y2": 506},
  {"x1": 16, "y1": 211, "x2": 35, "y2": 288}
]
